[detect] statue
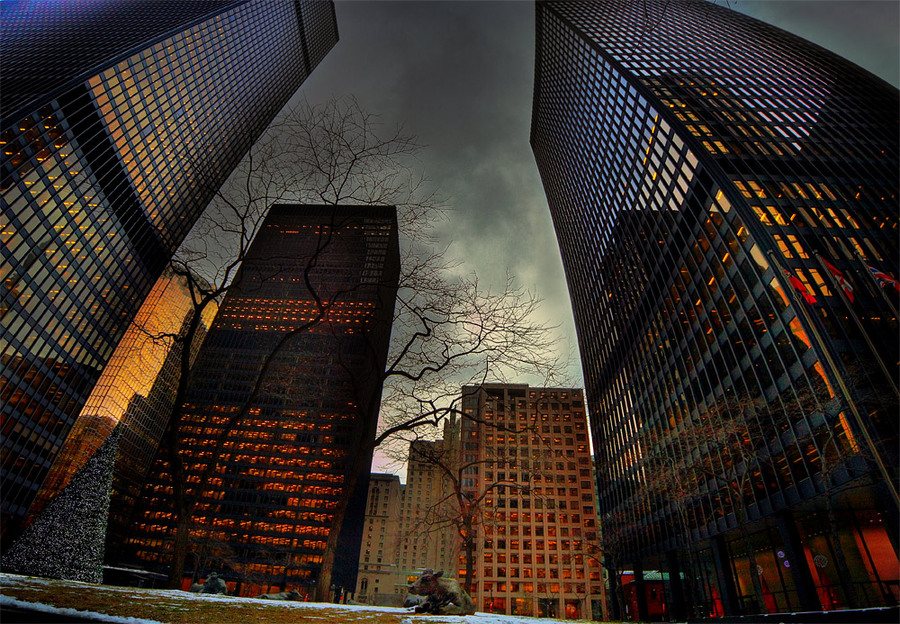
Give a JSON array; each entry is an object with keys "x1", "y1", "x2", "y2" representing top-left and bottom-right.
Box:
[
  {"x1": 408, "y1": 569, "x2": 476, "y2": 615},
  {"x1": 200, "y1": 571, "x2": 227, "y2": 594}
]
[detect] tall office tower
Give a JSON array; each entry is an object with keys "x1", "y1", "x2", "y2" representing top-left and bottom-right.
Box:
[
  {"x1": 0, "y1": 0, "x2": 338, "y2": 541},
  {"x1": 356, "y1": 418, "x2": 460, "y2": 607},
  {"x1": 531, "y1": 1, "x2": 899, "y2": 619},
  {"x1": 124, "y1": 205, "x2": 400, "y2": 597},
  {"x1": 460, "y1": 384, "x2": 606, "y2": 620},
  {"x1": 24, "y1": 270, "x2": 216, "y2": 535},
  {"x1": 399, "y1": 421, "x2": 461, "y2": 585},
  {"x1": 356, "y1": 473, "x2": 404, "y2": 605}
]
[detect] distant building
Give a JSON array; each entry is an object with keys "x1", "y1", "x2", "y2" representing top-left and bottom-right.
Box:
[
  {"x1": 531, "y1": 0, "x2": 898, "y2": 619},
  {"x1": 124, "y1": 205, "x2": 400, "y2": 597},
  {"x1": 399, "y1": 422, "x2": 461, "y2": 585},
  {"x1": 460, "y1": 384, "x2": 606, "y2": 620},
  {"x1": 357, "y1": 418, "x2": 460, "y2": 606},
  {"x1": 356, "y1": 473, "x2": 404, "y2": 605},
  {"x1": 1, "y1": 0, "x2": 338, "y2": 542}
]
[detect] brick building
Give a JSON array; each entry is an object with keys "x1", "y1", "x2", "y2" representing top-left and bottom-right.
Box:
[{"x1": 459, "y1": 384, "x2": 607, "y2": 620}]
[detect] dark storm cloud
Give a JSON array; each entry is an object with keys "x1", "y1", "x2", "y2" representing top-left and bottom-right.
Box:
[
  {"x1": 292, "y1": 0, "x2": 897, "y2": 388},
  {"x1": 296, "y1": 1, "x2": 575, "y2": 361},
  {"x1": 735, "y1": 0, "x2": 899, "y2": 88}
]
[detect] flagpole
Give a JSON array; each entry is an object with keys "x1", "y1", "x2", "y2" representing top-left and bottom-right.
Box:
[
  {"x1": 767, "y1": 251, "x2": 900, "y2": 511},
  {"x1": 815, "y1": 253, "x2": 899, "y2": 399},
  {"x1": 846, "y1": 245, "x2": 899, "y2": 320}
]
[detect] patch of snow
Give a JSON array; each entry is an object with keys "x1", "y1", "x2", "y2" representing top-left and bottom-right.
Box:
[
  {"x1": 0, "y1": 595, "x2": 165, "y2": 624},
  {"x1": 1, "y1": 573, "x2": 588, "y2": 623},
  {"x1": 1, "y1": 572, "x2": 62, "y2": 587}
]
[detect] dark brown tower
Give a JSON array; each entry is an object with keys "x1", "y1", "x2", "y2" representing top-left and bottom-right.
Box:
[{"x1": 123, "y1": 205, "x2": 400, "y2": 596}]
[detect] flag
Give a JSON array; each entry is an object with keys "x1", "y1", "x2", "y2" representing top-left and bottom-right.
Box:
[
  {"x1": 868, "y1": 265, "x2": 900, "y2": 294},
  {"x1": 821, "y1": 257, "x2": 854, "y2": 303},
  {"x1": 784, "y1": 270, "x2": 816, "y2": 304}
]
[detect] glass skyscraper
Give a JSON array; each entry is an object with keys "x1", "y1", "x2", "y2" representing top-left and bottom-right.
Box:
[
  {"x1": 121, "y1": 205, "x2": 400, "y2": 597},
  {"x1": 531, "y1": 1, "x2": 898, "y2": 618},
  {"x1": 1, "y1": 1, "x2": 338, "y2": 542}
]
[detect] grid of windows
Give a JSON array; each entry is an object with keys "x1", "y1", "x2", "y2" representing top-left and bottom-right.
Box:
[
  {"x1": 122, "y1": 206, "x2": 400, "y2": 597},
  {"x1": 461, "y1": 385, "x2": 605, "y2": 620},
  {"x1": 532, "y1": 1, "x2": 898, "y2": 618},
  {"x1": 25, "y1": 270, "x2": 214, "y2": 534},
  {"x1": 356, "y1": 474, "x2": 404, "y2": 605},
  {"x1": 396, "y1": 437, "x2": 459, "y2": 579},
  {"x1": 1, "y1": 0, "x2": 338, "y2": 542}
]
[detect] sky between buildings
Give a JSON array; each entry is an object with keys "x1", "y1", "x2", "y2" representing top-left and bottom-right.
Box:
[{"x1": 221, "y1": 0, "x2": 900, "y2": 479}]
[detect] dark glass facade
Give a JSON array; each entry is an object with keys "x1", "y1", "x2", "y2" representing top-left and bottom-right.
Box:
[
  {"x1": 24, "y1": 269, "x2": 216, "y2": 552},
  {"x1": 1, "y1": 0, "x2": 338, "y2": 541},
  {"x1": 122, "y1": 205, "x2": 400, "y2": 597},
  {"x1": 531, "y1": 1, "x2": 898, "y2": 618}
]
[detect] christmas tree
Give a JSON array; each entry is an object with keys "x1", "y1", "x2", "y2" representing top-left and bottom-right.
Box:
[{"x1": 2, "y1": 425, "x2": 121, "y2": 582}]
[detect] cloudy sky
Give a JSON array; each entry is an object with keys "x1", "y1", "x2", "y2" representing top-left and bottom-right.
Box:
[
  {"x1": 291, "y1": 0, "x2": 898, "y2": 389},
  {"x1": 288, "y1": 1, "x2": 897, "y2": 476}
]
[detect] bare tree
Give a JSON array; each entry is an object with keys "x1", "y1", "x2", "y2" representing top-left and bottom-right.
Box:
[
  {"x1": 390, "y1": 402, "x2": 573, "y2": 599},
  {"x1": 638, "y1": 393, "x2": 772, "y2": 613},
  {"x1": 135, "y1": 96, "x2": 565, "y2": 596}
]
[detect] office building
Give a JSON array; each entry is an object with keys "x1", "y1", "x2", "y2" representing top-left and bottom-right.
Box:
[
  {"x1": 356, "y1": 419, "x2": 460, "y2": 607},
  {"x1": 531, "y1": 1, "x2": 898, "y2": 618},
  {"x1": 356, "y1": 473, "x2": 404, "y2": 605},
  {"x1": 1, "y1": 0, "x2": 338, "y2": 542},
  {"x1": 399, "y1": 423, "x2": 461, "y2": 588},
  {"x1": 123, "y1": 205, "x2": 400, "y2": 597},
  {"x1": 460, "y1": 384, "x2": 606, "y2": 620},
  {"x1": 25, "y1": 270, "x2": 216, "y2": 539}
]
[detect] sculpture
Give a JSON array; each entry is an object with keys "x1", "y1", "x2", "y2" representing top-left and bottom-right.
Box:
[{"x1": 408, "y1": 569, "x2": 476, "y2": 615}]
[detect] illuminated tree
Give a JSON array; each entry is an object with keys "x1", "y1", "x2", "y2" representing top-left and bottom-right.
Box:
[{"x1": 2, "y1": 427, "x2": 120, "y2": 582}]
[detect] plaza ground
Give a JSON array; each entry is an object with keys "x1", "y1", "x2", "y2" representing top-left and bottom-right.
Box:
[{"x1": 0, "y1": 573, "x2": 616, "y2": 624}]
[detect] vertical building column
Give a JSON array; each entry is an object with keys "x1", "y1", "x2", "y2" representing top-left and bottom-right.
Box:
[
  {"x1": 666, "y1": 549, "x2": 687, "y2": 620},
  {"x1": 775, "y1": 511, "x2": 821, "y2": 612},
  {"x1": 632, "y1": 560, "x2": 649, "y2": 622},
  {"x1": 711, "y1": 535, "x2": 740, "y2": 616}
]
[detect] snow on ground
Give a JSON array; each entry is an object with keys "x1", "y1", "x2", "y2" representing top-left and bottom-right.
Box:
[
  {"x1": 1, "y1": 594, "x2": 165, "y2": 624},
  {"x1": 1, "y1": 573, "x2": 598, "y2": 623}
]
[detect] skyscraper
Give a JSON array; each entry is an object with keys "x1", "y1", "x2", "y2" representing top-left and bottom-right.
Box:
[
  {"x1": 123, "y1": 205, "x2": 400, "y2": 597},
  {"x1": 1, "y1": 0, "x2": 338, "y2": 541},
  {"x1": 24, "y1": 269, "x2": 216, "y2": 537},
  {"x1": 356, "y1": 473, "x2": 405, "y2": 605},
  {"x1": 531, "y1": 1, "x2": 898, "y2": 619},
  {"x1": 459, "y1": 385, "x2": 606, "y2": 620},
  {"x1": 357, "y1": 418, "x2": 461, "y2": 607}
]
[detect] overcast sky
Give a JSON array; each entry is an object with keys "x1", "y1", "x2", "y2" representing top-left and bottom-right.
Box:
[{"x1": 286, "y1": 0, "x2": 899, "y2": 474}]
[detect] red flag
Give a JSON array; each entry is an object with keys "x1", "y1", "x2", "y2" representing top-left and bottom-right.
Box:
[
  {"x1": 821, "y1": 258, "x2": 854, "y2": 302},
  {"x1": 869, "y1": 266, "x2": 900, "y2": 294},
  {"x1": 785, "y1": 270, "x2": 816, "y2": 304}
]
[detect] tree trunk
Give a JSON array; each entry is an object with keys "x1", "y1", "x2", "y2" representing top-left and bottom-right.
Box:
[
  {"x1": 463, "y1": 535, "x2": 476, "y2": 596},
  {"x1": 168, "y1": 517, "x2": 191, "y2": 589},
  {"x1": 164, "y1": 414, "x2": 191, "y2": 588},
  {"x1": 161, "y1": 316, "x2": 199, "y2": 589},
  {"x1": 313, "y1": 497, "x2": 346, "y2": 602},
  {"x1": 313, "y1": 434, "x2": 372, "y2": 602}
]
